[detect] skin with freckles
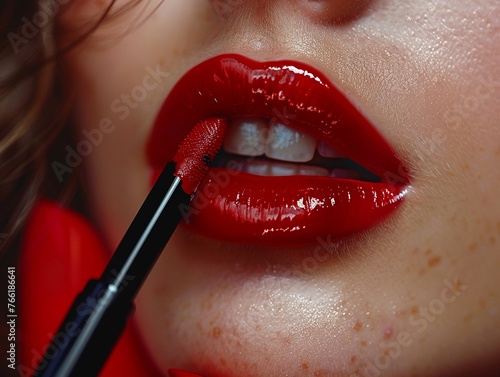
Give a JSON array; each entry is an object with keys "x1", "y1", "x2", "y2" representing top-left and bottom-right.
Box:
[{"x1": 59, "y1": 0, "x2": 499, "y2": 376}]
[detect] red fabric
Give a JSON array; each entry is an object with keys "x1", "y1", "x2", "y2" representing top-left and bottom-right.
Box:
[{"x1": 18, "y1": 200, "x2": 162, "y2": 377}]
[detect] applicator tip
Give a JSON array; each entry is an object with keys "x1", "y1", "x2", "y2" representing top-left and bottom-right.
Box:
[{"x1": 173, "y1": 118, "x2": 228, "y2": 194}]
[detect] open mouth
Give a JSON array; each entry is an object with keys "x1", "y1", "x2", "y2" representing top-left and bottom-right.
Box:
[
  {"x1": 147, "y1": 54, "x2": 410, "y2": 246},
  {"x1": 214, "y1": 116, "x2": 380, "y2": 182}
]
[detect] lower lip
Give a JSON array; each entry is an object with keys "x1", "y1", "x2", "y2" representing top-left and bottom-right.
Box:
[{"x1": 156, "y1": 166, "x2": 407, "y2": 246}]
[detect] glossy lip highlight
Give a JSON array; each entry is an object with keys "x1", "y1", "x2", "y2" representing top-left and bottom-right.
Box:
[{"x1": 146, "y1": 54, "x2": 410, "y2": 245}]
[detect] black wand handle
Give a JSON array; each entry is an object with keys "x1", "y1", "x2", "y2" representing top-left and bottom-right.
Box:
[
  {"x1": 34, "y1": 162, "x2": 190, "y2": 376},
  {"x1": 34, "y1": 280, "x2": 133, "y2": 377}
]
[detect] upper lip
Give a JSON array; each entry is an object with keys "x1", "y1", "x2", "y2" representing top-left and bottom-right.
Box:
[
  {"x1": 146, "y1": 54, "x2": 410, "y2": 245},
  {"x1": 147, "y1": 54, "x2": 408, "y2": 184}
]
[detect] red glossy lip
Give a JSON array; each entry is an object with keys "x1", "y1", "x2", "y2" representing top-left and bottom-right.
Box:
[{"x1": 147, "y1": 54, "x2": 409, "y2": 246}]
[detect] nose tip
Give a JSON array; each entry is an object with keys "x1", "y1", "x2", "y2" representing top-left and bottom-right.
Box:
[
  {"x1": 209, "y1": 0, "x2": 373, "y2": 56},
  {"x1": 294, "y1": 0, "x2": 371, "y2": 24},
  {"x1": 212, "y1": 0, "x2": 372, "y2": 24}
]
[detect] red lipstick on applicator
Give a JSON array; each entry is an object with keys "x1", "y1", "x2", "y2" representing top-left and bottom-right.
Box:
[{"x1": 34, "y1": 118, "x2": 227, "y2": 377}]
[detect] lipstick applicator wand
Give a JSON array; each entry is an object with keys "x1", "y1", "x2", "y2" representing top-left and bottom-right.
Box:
[{"x1": 35, "y1": 118, "x2": 228, "y2": 377}]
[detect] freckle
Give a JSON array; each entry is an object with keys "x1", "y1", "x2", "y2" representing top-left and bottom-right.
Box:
[
  {"x1": 350, "y1": 355, "x2": 358, "y2": 365},
  {"x1": 454, "y1": 279, "x2": 464, "y2": 291},
  {"x1": 479, "y1": 298, "x2": 487, "y2": 309},
  {"x1": 410, "y1": 305, "x2": 419, "y2": 315},
  {"x1": 301, "y1": 362, "x2": 309, "y2": 370},
  {"x1": 200, "y1": 299, "x2": 213, "y2": 310},
  {"x1": 354, "y1": 320, "x2": 363, "y2": 332},
  {"x1": 383, "y1": 327, "x2": 393, "y2": 339},
  {"x1": 361, "y1": 340, "x2": 367, "y2": 347},
  {"x1": 469, "y1": 242, "x2": 478, "y2": 253},
  {"x1": 464, "y1": 313, "x2": 473, "y2": 322},
  {"x1": 383, "y1": 348, "x2": 390, "y2": 356},
  {"x1": 255, "y1": 324, "x2": 261, "y2": 331},
  {"x1": 428, "y1": 256, "x2": 441, "y2": 267},
  {"x1": 212, "y1": 327, "x2": 222, "y2": 339},
  {"x1": 424, "y1": 248, "x2": 432, "y2": 256},
  {"x1": 418, "y1": 268, "x2": 427, "y2": 276},
  {"x1": 412, "y1": 248, "x2": 420, "y2": 255}
]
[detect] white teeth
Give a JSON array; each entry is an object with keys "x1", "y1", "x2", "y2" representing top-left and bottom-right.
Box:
[
  {"x1": 243, "y1": 160, "x2": 270, "y2": 175},
  {"x1": 298, "y1": 165, "x2": 329, "y2": 176},
  {"x1": 223, "y1": 117, "x2": 268, "y2": 156},
  {"x1": 240, "y1": 161, "x2": 330, "y2": 177},
  {"x1": 265, "y1": 121, "x2": 316, "y2": 162},
  {"x1": 317, "y1": 141, "x2": 345, "y2": 158},
  {"x1": 269, "y1": 162, "x2": 297, "y2": 176},
  {"x1": 220, "y1": 118, "x2": 362, "y2": 179},
  {"x1": 243, "y1": 160, "x2": 296, "y2": 176}
]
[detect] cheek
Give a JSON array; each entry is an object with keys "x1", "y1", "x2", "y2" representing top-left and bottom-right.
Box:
[{"x1": 59, "y1": 0, "x2": 220, "y2": 247}]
